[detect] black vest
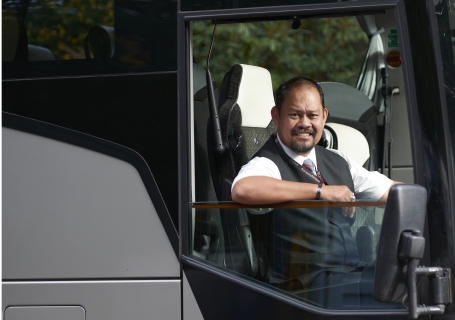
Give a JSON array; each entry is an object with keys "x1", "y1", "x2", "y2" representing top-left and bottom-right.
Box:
[
  {"x1": 253, "y1": 135, "x2": 360, "y2": 287},
  {"x1": 254, "y1": 134, "x2": 355, "y2": 189}
]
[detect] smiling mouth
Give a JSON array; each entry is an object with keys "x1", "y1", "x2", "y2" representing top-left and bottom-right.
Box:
[{"x1": 292, "y1": 129, "x2": 315, "y2": 137}]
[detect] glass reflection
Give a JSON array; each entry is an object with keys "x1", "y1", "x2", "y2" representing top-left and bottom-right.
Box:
[
  {"x1": 190, "y1": 201, "x2": 402, "y2": 310},
  {"x1": 2, "y1": 0, "x2": 177, "y2": 77}
]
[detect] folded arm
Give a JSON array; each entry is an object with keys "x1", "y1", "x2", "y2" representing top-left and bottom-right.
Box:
[{"x1": 231, "y1": 176, "x2": 354, "y2": 205}]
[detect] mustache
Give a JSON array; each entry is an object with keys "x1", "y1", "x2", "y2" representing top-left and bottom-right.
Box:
[{"x1": 291, "y1": 128, "x2": 315, "y2": 136}]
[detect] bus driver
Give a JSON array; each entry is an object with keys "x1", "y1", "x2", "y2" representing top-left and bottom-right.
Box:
[{"x1": 231, "y1": 77, "x2": 401, "y2": 290}]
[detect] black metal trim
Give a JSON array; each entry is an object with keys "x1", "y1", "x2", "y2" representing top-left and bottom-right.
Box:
[
  {"x1": 177, "y1": 1, "x2": 189, "y2": 319},
  {"x1": 400, "y1": 0, "x2": 455, "y2": 304},
  {"x1": 394, "y1": 1, "x2": 425, "y2": 187},
  {"x1": 392, "y1": 1, "x2": 434, "y2": 304},
  {"x1": 179, "y1": 0, "x2": 398, "y2": 21},
  {"x1": 2, "y1": 112, "x2": 179, "y2": 257},
  {"x1": 425, "y1": 0, "x2": 455, "y2": 268},
  {"x1": 177, "y1": 14, "x2": 191, "y2": 259},
  {"x1": 182, "y1": 255, "x2": 409, "y2": 317},
  {"x1": 177, "y1": 12, "x2": 189, "y2": 320}
]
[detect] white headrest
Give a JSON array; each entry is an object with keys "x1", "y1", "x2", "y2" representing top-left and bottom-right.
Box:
[
  {"x1": 28, "y1": 45, "x2": 56, "y2": 61},
  {"x1": 322, "y1": 128, "x2": 335, "y2": 149},
  {"x1": 325, "y1": 122, "x2": 370, "y2": 167},
  {"x1": 237, "y1": 64, "x2": 275, "y2": 128},
  {"x1": 101, "y1": 26, "x2": 115, "y2": 56}
]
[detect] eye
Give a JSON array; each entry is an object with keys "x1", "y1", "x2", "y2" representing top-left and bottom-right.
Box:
[{"x1": 289, "y1": 113, "x2": 298, "y2": 118}]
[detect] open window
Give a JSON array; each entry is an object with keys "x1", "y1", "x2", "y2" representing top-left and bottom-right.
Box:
[{"x1": 187, "y1": 7, "x2": 416, "y2": 312}]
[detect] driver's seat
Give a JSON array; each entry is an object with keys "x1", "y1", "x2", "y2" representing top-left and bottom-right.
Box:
[{"x1": 211, "y1": 64, "x2": 276, "y2": 278}]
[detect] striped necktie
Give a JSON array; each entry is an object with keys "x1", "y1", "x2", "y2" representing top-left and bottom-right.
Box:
[{"x1": 302, "y1": 158, "x2": 317, "y2": 176}]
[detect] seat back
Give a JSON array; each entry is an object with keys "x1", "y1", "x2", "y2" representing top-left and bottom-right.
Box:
[
  {"x1": 211, "y1": 64, "x2": 276, "y2": 278},
  {"x1": 214, "y1": 64, "x2": 276, "y2": 194},
  {"x1": 319, "y1": 82, "x2": 377, "y2": 170},
  {"x1": 192, "y1": 63, "x2": 225, "y2": 266},
  {"x1": 325, "y1": 122, "x2": 370, "y2": 167},
  {"x1": 84, "y1": 25, "x2": 115, "y2": 59},
  {"x1": 2, "y1": 11, "x2": 28, "y2": 62},
  {"x1": 28, "y1": 45, "x2": 56, "y2": 61}
]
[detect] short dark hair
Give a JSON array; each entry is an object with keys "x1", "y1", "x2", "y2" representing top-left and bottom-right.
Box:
[{"x1": 275, "y1": 77, "x2": 325, "y2": 113}]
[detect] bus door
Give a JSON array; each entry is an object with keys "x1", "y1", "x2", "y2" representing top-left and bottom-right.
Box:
[{"x1": 178, "y1": 0, "x2": 455, "y2": 318}]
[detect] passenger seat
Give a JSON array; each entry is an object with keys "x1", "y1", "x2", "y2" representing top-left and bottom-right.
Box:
[
  {"x1": 324, "y1": 122, "x2": 370, "y2": 167},
  {"x1": 84, "y1": 25, "x2": 115, "y2": 59},
  {"x1": 2, "y1": 12, "x2": 28, "y2": 62},
  {"x1": 28, "y1": 45, "x2": 56, "y2": 61},
  {"x1": 319, "y1": 82, "x2": 378, "y2": 170}
]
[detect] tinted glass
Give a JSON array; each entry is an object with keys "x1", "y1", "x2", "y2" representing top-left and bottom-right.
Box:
[
  {"x1": 3, "y1": 73, "x2": 180, "y2": 229},
  {"x1": 189, "y1": 202, "x2": 401, "y2": 310},
  {"x1": 2, "y1": 0, "x2": 177, "y2": 78}
]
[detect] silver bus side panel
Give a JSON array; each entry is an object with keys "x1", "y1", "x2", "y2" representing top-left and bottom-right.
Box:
[
  {"x1": 3, "y1": 281, "x2": 181, "y2": 320},
  {"x1": 3, "y1": 127, "x2": 179, "y2": 279}
]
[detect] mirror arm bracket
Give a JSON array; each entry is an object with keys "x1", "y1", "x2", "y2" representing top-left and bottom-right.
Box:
[{"x1": 400, "y1": 230, "x2": 452, "y2": 319}]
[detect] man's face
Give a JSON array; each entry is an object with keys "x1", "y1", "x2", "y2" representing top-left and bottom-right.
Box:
[{"x1": 271, "y1": 85, "x2": 328, "y2": 156}]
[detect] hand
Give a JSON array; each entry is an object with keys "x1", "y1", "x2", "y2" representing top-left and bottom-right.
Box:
[
  {"x1": 342, "y1": 206, "x2": 356, "y2": 218},
  {"x1": 319, "y1": 185, "x2": 354, "y2": 202},
  {"x1": 319, "y1": 185, "x2": 356, "y2": 218}
]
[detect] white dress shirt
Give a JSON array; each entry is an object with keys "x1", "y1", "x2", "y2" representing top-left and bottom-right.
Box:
[{"x1": 232, "y1": 134, "x2": 392, "y2": 201}]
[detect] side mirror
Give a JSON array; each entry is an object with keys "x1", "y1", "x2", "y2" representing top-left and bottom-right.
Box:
[{"x1": 375, "y1": 184, "x2": 451, "y2": 318}]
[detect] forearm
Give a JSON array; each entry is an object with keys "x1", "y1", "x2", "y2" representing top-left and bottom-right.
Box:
[
  {"x1": 379, "y1": 181, "x2": 403, "y2": 201},
  {"x1": 231, "y1": 176, "x2": 318, "y2": 204}
]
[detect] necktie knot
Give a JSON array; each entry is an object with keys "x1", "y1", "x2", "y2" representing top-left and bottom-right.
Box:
[{"x1": 302, "y1": 158, "x2": 317, "y2": 176}]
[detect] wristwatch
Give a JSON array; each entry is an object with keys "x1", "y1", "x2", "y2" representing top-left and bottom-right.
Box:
[{"x1": 315, "y1": 183, "x2": 322, "y2": 200}]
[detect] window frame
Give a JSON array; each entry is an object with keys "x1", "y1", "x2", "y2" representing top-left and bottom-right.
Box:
[{"x1": 177, "y1": 0, "x2": 431, "y2": 316}]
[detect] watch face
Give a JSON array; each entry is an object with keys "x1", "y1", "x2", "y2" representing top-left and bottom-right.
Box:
[{"x1": 316, "y1": 184, "x2": 322, "y2": 200}]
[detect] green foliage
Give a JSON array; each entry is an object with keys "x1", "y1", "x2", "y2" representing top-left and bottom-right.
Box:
[
  {"x1": 193, "y1": 17, "x2": 369, "y2": 91},
  {"x1": 25, "y1": 0, "x2": 114, "y2": 60}
]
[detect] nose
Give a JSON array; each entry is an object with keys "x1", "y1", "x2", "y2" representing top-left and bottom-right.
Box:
[{"x1": 298, "y1": 114, "x2": 311, "y2": 128}]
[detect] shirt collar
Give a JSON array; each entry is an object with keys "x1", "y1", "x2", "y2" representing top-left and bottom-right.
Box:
[{"x1": 276, "y1": 133, "x2": 318, "y2": 167}]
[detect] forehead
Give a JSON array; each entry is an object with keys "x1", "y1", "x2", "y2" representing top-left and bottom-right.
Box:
[{"x1": 282, "y1": 85, "x2": 322, "y2": 110}]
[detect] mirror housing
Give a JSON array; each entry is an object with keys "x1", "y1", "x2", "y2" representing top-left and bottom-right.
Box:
[{"x1": 374, "y1": 184, "x2": 427, "y2": 303}]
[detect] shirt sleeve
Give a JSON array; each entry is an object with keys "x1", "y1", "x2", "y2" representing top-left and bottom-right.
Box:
[
  {"x1": 231, "y1": 157, "x2": 282, "y2": 190},
  {"x1": 327, "y1": 149, "x2": 393, "y2": 201}
]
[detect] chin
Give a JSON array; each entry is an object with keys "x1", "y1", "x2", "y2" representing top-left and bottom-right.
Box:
[{"x1": 290, "y1": 141, "x2": 315, "y2": 155}]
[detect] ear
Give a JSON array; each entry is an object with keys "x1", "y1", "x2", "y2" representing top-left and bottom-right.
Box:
[
  {"x1": 322, "y1": 107, "x2": 328, "y2": 122},
  {"x1": 271, "y1": 106, "x2": 279, "y2": 127}
]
